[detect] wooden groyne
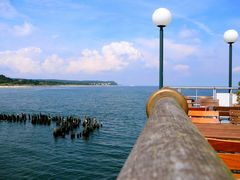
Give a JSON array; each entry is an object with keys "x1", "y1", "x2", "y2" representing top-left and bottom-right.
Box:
[
  {"x1": 118, "y1": 88, "x2": 234, "y2": 180},
  {"x1": 0, "y1": 113, "x2": 102, "y2": 140}
]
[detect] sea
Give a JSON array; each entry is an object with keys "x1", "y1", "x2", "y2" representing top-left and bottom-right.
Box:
[{"x1": 0, "y1": 86, "x2": 214, "y2": 180}]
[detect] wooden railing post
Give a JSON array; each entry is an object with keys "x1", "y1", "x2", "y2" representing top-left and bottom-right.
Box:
[{"x1": 117, "y1": 88, "x2": 234, "y2": 180}]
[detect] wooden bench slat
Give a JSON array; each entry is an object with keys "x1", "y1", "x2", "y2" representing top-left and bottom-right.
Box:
[
  {"x1": 233, "y1": 173, "x2": 240, "y2": 179},
  {"x1": 189, "y1": 110, "x2": 219, "y2": 117},
  {"x1": 231, "y1": 117, "x2": 240, "y2": 124},
  {"x1": 213, "y1": 106, "x2": 240, "y2": 117},
  {"x1": 188, "y1": 107, "x2": 206, "y2": 111},
  {"x1": 230, "y1": 110, "x2": 240, "y2": 116},
  {"x1": 188, "y1": 110, "x2": 220, "y2": 124},
  {"x1": 195, "y1": 124, "x2": 240, "y2": 140},
  {"x1": 218, "y1": 153, "x2": 240, "y2": 170},
  {"x1": 192, "y1": 118, "x2": 220, "y2": 123},
  {"x1": 207, "y1": 138, "x2": 240, "y2": 153},
  {"x1": 219, "y1": 111, "x2": 230, "y2": 116},
  {"x1": 214, "y1": 106, "x2": 240, "y2": 111}
]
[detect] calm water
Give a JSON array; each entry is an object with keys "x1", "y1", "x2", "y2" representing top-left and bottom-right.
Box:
[{"x1": 0, "y1": 86, "x2": 157, "y2": 180}]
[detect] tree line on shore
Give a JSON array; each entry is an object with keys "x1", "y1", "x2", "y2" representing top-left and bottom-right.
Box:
[{"x1": 0, "y1": 74, "x2": 117, "y2": 86}]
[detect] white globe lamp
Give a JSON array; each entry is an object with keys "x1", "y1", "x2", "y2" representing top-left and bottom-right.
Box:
[{"x1": 224, "y1": 29, "x2": 238, "y2": 44}]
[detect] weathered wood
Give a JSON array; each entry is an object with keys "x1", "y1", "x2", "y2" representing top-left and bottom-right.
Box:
[
  {"x1": 231, "y1": 117, "x2": 240, "y2": 124},
  {"x1": 189, "y1": 110, "x2": 219, "y2": 117},
  {"x1": 207, "y1": 138, "x2": 240, "y2": 153},
  {"x1": 200, "y1": 99, "x2": 219, "y2": 107},
  {"x1": 218, "y1": 153, "x2": 240, "y2": 170},
  {"x1": 188, "y1": 110, "x2": 220, "y2": 123},
  {"x1": 230, "y1": 110, "x2": 240, "y2": 124},
  {"x1": 191, "y1": 117, "x2": 220, "y2": 123},
  {"x1": 230, "y1": 110, "x2": 240, "y2": 116},
  {"x1": 189, "y1": 107, "x2": 207, "y2": 111},
  {"x1": 118, "y1": 93, "x2": 234, "y2": 180},
  {"x1": 196, "y1": 123, "x2": 240, "y2": 140},
  {"x1": 213, "y1": 106, "x2": 240, "y2": 117},
  {"x1": 233, "y1": 173, "x2": 240, "y2": 179}
]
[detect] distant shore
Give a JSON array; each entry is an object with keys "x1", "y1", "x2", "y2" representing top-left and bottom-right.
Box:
[{"x1": 0, "y1": 85, "x2": 117, "y2": 88}]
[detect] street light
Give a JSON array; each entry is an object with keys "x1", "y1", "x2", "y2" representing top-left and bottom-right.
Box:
[
  {"x1": 152, "y1": 8, "x2": 172, "y2": 89},
  {"x1": 223, "y1": 29, "x2": 238, "y2": 92}
]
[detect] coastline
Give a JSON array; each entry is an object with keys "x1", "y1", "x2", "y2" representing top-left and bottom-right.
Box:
[{"x1": 0, "y1": 85, "x2": 118, "y2": 88}]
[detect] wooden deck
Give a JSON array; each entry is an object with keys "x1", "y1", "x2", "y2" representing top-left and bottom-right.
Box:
[{"x1": 195, "y1": 123, "x2": 240, "y2": 140}]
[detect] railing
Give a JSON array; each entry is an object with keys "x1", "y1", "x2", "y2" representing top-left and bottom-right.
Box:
[
  {"x1": 172, "y1": 86, "x2": 239, "y2": 106},
  {"x1": 117, "y1": 88, "x2": 234, "y2": 180}
]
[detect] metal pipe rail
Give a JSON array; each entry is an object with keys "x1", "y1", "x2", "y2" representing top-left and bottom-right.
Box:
[
  {"x1": 173, "y1": 86, "x2": 239, "y2": 106},
  {"x1": 117, "y1": 88, "x2": 234, "y2": 180}
]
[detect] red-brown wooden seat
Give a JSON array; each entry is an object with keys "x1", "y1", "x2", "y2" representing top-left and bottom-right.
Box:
[
  {"x1": 213, "y1": 106, "x2": 240, "y2": 117},
  {"x1": 229, "y1": 110, "x2": 240, "y2": 124},
  {"x1": 207, "y1": 138, "x2": 240, "y2": 153},
  {"x1": 207, "y1": 138, "x2": 240, "y2": 179},
  {"x1": 188, "y1": 110, "x2": 220, "y2": 123},
  {"x1": 195, "y1": 124, "x2": 240, "y2": 178}
]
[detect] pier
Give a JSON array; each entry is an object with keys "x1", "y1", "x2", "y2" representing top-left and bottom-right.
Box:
[{"x1": 118, "y1": 88, "x2": 237, "y2": 180}]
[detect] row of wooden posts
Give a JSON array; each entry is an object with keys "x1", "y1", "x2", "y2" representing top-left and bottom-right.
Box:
[
  {"x1": 0, "y1": 113, "x2": 102, "y2": 139},
  {"x1": 53, "y1": 116, "x2": 102, "y2": 139}
]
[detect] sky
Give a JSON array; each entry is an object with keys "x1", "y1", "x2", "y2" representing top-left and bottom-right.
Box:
[{"x1": 0, "y1": 0, "x2": 240, "y2": 86}]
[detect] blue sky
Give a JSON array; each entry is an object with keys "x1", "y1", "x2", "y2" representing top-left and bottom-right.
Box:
[{"x1": 0, "y1": 0, "x2": 240, "y2": 86}]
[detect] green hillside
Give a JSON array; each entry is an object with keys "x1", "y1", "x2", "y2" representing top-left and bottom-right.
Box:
[{"x1": 0, "y1": 75, "x2": 117, "y2": 86}]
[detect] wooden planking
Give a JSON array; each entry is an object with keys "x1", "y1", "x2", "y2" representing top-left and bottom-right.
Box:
[
  {"x1": 189, "y1": 107, "x2": 206, "y2": 111},
  {"x1": 233, "y1": 173, "x2": 240, "y2": 179},
  {"x1": 214, "y1": 106, "x2": 240, "y2": 117},
  {"x1": 219, "y1": 111, "x2": 231, "y2": 116},
  {"x1": 188, "y1": 110, "x2": 220, "y2": 123},
  {"x1": 200, "y1": 100, "x2": 219, "y2": 107},
  {"x1": 230, "y1": 110, "x2": 240, "y2": 124},
  {"x1": 214, "y1": 106, "x2": 240, "y2": 111},
  {"x1": 189, "y1": 110, "x2": 219, "y2": 117},
  {"x1": 218, "y1": 153, "x2": 240, "y2": 170},
  {"x1": 192, "y1": 118, "x2": 220, "y2": 123},
  {"x1": 207, "y1": 138, "x2": 240, "y2": 153},
  {"x1": 230, "y1": 110, "x2": 240, "y2": 116},
  {"x1": 197, "y1": 96, "x2": 213, "y2": 100},
  {"x1": 231, "y1": 117, "x2": 240, "y2": 124},
  {"x1": 195, "y1": 123, "x2": 240, "y2": 140}
]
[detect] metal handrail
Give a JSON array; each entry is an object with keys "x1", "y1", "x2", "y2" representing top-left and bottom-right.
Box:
[{"x1": 172, "y1": 86, "x2": 239, "y2": 106}]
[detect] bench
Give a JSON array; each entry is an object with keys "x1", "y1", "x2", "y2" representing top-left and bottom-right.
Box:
[
  {"x1": 195, "y1": 124, "x2": 240, "y2": 179},
  {"x1": 229, "y1": 109, "x2": 240, "y2": 124},
  {"x1": 188, "y1": 110, "x2": 220, "y2": 123},
  {"x1": 207, "y1": 138, "x2": 240, "y2": 179}
]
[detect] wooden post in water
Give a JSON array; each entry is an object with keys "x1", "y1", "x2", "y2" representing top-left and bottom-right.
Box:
[{"x1": 117, "y1": 88, "x2": 234, "y2": 180}]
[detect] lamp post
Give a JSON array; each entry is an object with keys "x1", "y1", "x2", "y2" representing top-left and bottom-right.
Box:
[
  {"x1": 152, "y1": 8, "x2": 172, "y2": 89},
  {"x1": 223, "y1": 29, "x2": 238, "y2": 93}
]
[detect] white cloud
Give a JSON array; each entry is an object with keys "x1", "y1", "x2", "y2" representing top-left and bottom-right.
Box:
[
  {"x1": 0, "y1": 41, "x2": 141, "y2": 75},
  {"x1": 42, "y1": 54, "x2": 65, "y2": 73},
  {"x1": 136, "y1": 38, "x2": 199, "y2": 68},
  {"x1": 13, "y1": 22, "x2": 34, "y2": 36},
  {"x1": 233, "y1": 66, "x2": 240, "y2": 73},
  {"x1": 165, "y1": 39, "x2": 199, "y2": 60},
  {"x1": 0, "y1": 47, "x2": 41, "y2": 74},
  {"x1": 66, "y1": 41, "x2": 141, "y2": 74},
  {"x1": 0, "y1": 0, "x2": 17, "y2": 18}
]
